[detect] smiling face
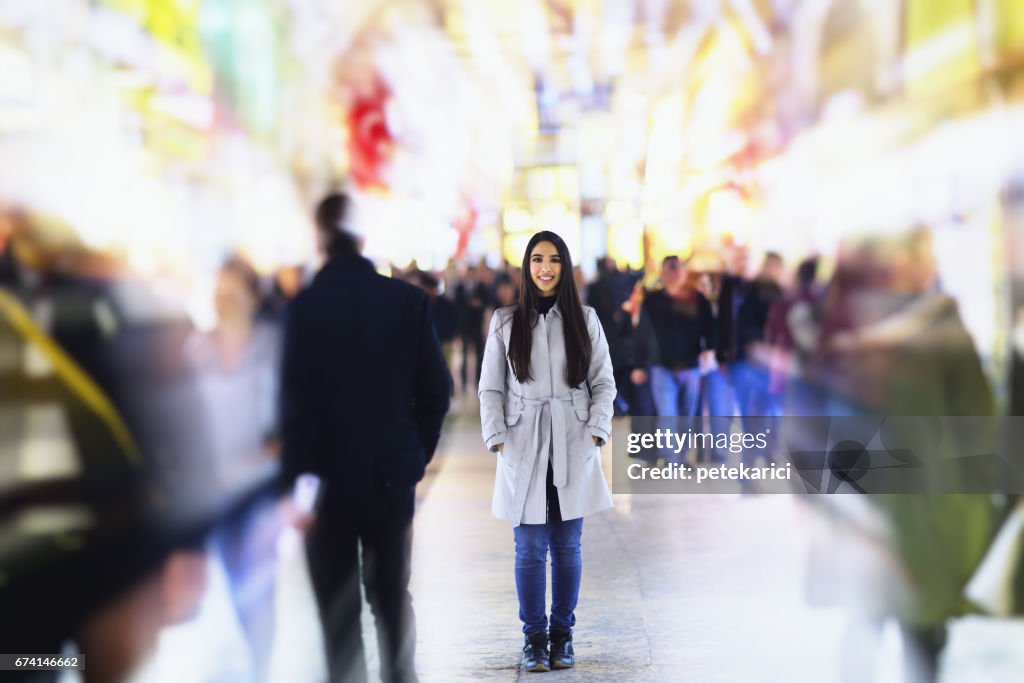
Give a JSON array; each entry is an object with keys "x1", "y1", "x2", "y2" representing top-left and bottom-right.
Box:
[{"x1": 529, "y1": 240, "x2": 562, "y2": 297}]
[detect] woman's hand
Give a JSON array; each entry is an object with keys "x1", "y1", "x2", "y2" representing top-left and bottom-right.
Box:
[
  {"x1": 497, "y1": 443, "x2": 504, "y2": 454},
  {"x1": 592, "y1": 436, "x2": 601, "y2": 446}
]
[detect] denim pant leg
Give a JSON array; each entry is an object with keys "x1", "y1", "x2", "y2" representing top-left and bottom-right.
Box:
[
  {"x1": 733, "y1": 361, "x2": 772, "y2": 417},
  {"x1": 649, "y1": 365, "x2": 680, "y2": 416},
  {"x1": 513, "y1": 524, "x2": 549, "y2": 634},
  {"x1": 748, "y1": 364, "x2": 779, "y2": 417},
  {"x1": 548, "y1": 517, "x2": 583, "y2": 631},
  {"x1": 215, "y1": 493, "x2": 280, "y2": 681},
  {"x1": 703, "y1": 369, "x2": 736, "y2": 417},
  {"x1": 676, "y1": 368, "x2": 703, "y2": 417}
]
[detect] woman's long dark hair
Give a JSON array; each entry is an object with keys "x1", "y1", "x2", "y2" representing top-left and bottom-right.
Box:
[{"x1": 508, "y1": 231, "x2": 592, "y2": 387}]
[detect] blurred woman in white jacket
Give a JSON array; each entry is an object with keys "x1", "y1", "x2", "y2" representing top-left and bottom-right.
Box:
[{"x1": 479, "y1": 230, "x2": 615, "y2": 672}]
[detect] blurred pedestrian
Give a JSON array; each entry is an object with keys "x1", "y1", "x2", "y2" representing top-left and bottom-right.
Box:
[
  {"x1": 478, "y1": 230, "x2": 615, "y2": 672},
  {"x1": 454, "y1": 265, "x2": 487, "y2": 394},
  {"x1": 632, "y1": 256, "x2": 714, "y2": 420},
  {"x1": 809, "y1": 229, "x2": 995, "y2": 683},
  {"x1": 280, "y1": 193, "x2": 451, "y2": 683},
  {"x1": 764, "y1": 256, "x2": 821, "y2": 414},
  {"x1": 258, "y1": 264, "x2": 305, "y2": 329},
  {"x1": 623, "y1": 279, "x2": 657, "y2": 419},
  {"x1": 0, "y1": 209, "x2": 247, "y2": 683},
  {"x1": 494, "y1": 279, "x2": 517, "y2": 308},
  {"x1": 186, "y1": 256, "x2": 283, "y2": 682},
  {"x1": 418, "y1": 272, "x2": 458, "y2": 382},
  {"x1": 732, "y1": 252, "x2": 785, "y2": 417},
  {"x1": 703, "y1": 247, "x2": 747, "y2": 419},
  {"x1": 587, "y1": 257, "x2": 635, "y2": 415}
]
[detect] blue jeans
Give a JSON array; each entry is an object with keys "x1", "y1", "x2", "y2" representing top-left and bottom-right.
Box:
[
  {"x1": 650, "y1": 365, "x2": 702, "y2": 417},
  {"x1": 513, "y1": 517, "x2": 584, "y2": 634},
  {"x1": 732, "y1": 361, "x2": 779, "y2": 417},
  {"x1": 213, "y1": 492, "x2": 280, "y2": 680},
  {"x1": 702, "y1": 369, "x2": 736, "y2": 417}
]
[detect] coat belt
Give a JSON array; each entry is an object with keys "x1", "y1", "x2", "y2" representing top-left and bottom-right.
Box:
[{"x1": 518, "y1": 394, "x2": 573, "y2": 489}]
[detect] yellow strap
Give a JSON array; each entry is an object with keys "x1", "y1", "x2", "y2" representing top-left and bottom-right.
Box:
[{"x1": 0, "y1": 288, "x2": 141, "y2": 464}]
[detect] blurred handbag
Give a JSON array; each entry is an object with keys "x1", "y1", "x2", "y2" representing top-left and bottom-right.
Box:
[{"x1": 964, "y1": 499, "x2": 1024, "y2": 617}]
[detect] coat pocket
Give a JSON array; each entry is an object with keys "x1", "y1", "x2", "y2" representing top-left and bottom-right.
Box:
[
  {"x1": 501, "y1": 395, "x2": 526, "y2": 467},
  {"x1": 505, "y1": 394, "x2": 525, "y2": 428},
  {"x1": 570, "y1": 388, "x2": 590, "y2": 422},
  {"x1": 496, "y1": 449, "x2": 519, "y2": 472},
  {"x1": 568, "y1": 389, "x2": 597, "y2": 458}
]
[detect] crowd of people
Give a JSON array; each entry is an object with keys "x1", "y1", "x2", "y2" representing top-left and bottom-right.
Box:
[
  {"x1": 1, "y1": 191, "x2": 457, "y2": 683},
  {"x1": 2, "y1": 188, "x2": 1018, "y2": 683},
  {"x1": 392, "y1": 230, "x2": 1013, "y2": 683},
  {"x1": 391, "y1": 245, "x2": 816, "y2": 428}
]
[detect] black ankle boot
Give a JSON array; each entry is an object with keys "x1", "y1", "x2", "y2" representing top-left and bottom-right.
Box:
[
  {"x1": 522, "y1": 631, "x2": 550, "y2": 672},
  {"x1": 548, "y1": 628, "x2": 575, "y2": 669}
]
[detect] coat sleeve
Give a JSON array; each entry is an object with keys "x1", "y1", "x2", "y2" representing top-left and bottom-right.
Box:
[
  {"x1": 586, "y1": 307, "x2": 616, "y2": 443},
  {"x1": 478, "y1": 309, "x2": 509, "y2": 450},
  {"x1": 943, "y1": 309, "x2": 995, "y2": 417},
  {"x1": 414, "y1": 295, "x2": 452, "y2": 464}
]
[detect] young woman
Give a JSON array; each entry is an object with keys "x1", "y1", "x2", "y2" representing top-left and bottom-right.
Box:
[
  {"x1": 479, "y1": 231, "x2": 615, "y2": 672},
  {"x1": 186, "y1": 258, "x2": 282, "y2": 681}
]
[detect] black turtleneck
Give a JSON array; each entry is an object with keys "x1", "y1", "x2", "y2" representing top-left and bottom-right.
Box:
[{"x1": 537, "y1": 295, "x2": 556, "y2": 316}]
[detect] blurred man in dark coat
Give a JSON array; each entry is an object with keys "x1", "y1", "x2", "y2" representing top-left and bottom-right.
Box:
[{"x1": 280, "y1": 193, "x2": 451, "y2": 683}]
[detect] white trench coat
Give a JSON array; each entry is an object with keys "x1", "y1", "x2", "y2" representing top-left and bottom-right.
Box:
[{"x1": 479, "y1": 303, "x2": 615, "y2": 526}]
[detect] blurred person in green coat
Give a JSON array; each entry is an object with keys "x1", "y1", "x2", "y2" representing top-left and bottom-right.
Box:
[{"x1": 808, "y1": 228, "x2": 996, "y2": 683}]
